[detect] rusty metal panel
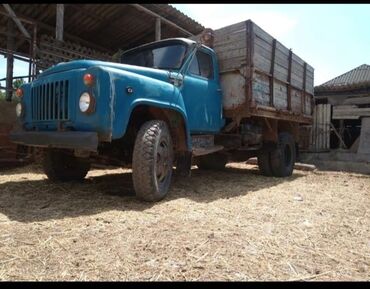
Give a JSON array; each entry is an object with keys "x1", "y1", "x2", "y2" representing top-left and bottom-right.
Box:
[{"x1": 220, "y1": 70, "x2": 247, "y2": 110}]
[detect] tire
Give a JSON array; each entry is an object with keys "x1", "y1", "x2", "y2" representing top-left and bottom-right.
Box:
[
  {"x1": 43, "y1": 149, "x2": 90, "y2": 181},
  {"x1": 257, "y1": 152, "x2": 273, "y2": 176},
  {"x1": 270, "y1": 132, "x2": 296, "y2": 177},
  {"x1": 196, "y1": 153, "x2": 227, "y2": 170},
  {"x1": 132, "y1": 120, "x2": 174, "y2": 202}
]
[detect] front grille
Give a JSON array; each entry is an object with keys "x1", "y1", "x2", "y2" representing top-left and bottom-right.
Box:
[{"x1": 31, "y1": 80, "x2": 69, "y2": 121}]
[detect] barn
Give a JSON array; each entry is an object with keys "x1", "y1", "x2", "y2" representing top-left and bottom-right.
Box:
[{"x1": 302, "y1": 64, "x2": 370, "y2": 174}]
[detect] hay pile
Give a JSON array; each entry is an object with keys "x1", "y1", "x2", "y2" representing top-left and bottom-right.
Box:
[{"x1": 0, "y1": 163, "x2": 369, "y2": 280}]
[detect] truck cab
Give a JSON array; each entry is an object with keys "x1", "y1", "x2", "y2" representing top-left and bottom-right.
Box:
[{"x1": 10, "y1": 38, "x2": 226, "y2": 201}]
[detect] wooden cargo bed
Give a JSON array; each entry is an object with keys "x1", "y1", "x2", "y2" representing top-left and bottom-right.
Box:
[{"x1": 193, "y1": 20, "x2": 314, "y2": 124}]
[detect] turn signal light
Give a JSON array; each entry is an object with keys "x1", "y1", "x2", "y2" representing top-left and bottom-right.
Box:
[
  {"x1": 15, "y1": 88, "x2": 23, "y2": 98},
  {"x1": 83, "y1": 73, "x2": 94, "y2": 86}
]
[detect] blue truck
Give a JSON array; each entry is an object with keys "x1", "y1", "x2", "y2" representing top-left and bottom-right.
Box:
[{"x1": 10, "y1": 20, "x2": 314, "y2": 201}]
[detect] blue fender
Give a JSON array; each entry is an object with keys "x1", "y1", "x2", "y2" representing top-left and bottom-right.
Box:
[{"x1": 91, "y1": 65, "x2": 192, "y2": 151}]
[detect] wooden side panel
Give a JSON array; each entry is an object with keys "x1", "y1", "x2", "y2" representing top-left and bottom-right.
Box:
[
  {"x1": 194, "y1": 19, "x2": 314, "y2": 122},
  {"x1": 213, "y1": 21, "x2": 247, "y2": 73},
  {"x1": 273, "y1": 80, "x2": 288, "y2": 110},
  {"x1": 310, "y1": 104, "x2": 331, "y2": 151},
  {"x1": 274, "y1": 41, "x2": 289, "y2": 82},
  {"x1": 291, "y1": 88, "x2": 303, "y2": 113},
  {"x1": 252, "y1": 72, "x2": 270, "y2": 106}
]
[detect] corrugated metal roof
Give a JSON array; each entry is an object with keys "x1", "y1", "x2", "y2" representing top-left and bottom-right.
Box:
[
  {"x1": 315, "y1": 64, "x2": 370, "y2": 92},
  {"x1": 0, "y1": 4, "x2": 205, "y2": 56}
]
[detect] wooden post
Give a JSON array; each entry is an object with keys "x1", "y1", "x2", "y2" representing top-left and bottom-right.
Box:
[
  {"x1": 56, "y1": 4, "x2": 64, "y2": 42},
  {"x1": 130, "y1": 4, "x2": 193, "y2": 37},
  {"x1": 32, "y1": 24, "x2": 37, "y2": 79},
  {"x1": 6, "y1": 19, "x2": 15, "y2": 102},
  {"x1": 269, "y1": 39, "x2": 276, "y2": 107},
  {"x1": 155, "y1": 17, "x2": 161, "y2": 41},
  {"x1": 287, "y1": 49, "x2": 292, "y2": 111}
]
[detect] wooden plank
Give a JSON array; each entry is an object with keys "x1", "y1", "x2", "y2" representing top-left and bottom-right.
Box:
[
  {"x1": 252, "y1": 22, "x2": 274, "y2": 45},
  {"x1": 217, "y1": 48, "x2": 246, "y2": 60},
  {"x1": 313, "y1": 105, "x2": 317, "y2": 151},
  {"x1": 320, "y1": 104, "x2": 324, "y2": 150},
  {"x1": 343, "y1": 95, "x2": 370, "y2": 105},
  {"x1": 214, "y1": 20, "x2": 246, "y2": 37},
  {"x1": 326, "y1": 104, "x2": 331, "y2": 150},
  {"x1": 332, "y1": 108, "x2": 370, "y2": 119},
  {"x1": 214, "y1": 38, "x2": 246, "y2": 53},
  {"x1": 2, "y1": 4, "x2": 31, "y2": 40}
]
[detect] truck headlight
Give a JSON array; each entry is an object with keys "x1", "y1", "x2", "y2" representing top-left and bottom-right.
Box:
[
  {"x1": 15, "y1": 102, "x2": 23, "y2": 117},
  {"x1": 79, "y1": 92, "x2": 95, "y2": 113}
]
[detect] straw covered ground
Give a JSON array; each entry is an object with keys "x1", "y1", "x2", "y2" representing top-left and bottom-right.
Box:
[{"x1": 0, "y1": 162, "x2": 369, "y2": 281}]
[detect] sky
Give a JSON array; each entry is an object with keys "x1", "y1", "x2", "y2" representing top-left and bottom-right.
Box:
[{"x1": 1, "y1": 4, "x2": 370, "y2": 88}]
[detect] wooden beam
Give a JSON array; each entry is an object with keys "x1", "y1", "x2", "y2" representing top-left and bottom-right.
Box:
[
  {"x1": 2, "y1": 4, "x2": 31, "y2": 40},
  {"x1": 343, "y1": 95, "x2": 370, "y2": 105},
  {"x1": 71, "y1": 4, "x2": 127, "y2": 38},
  {"x1": 56, "y1": 4, "x2": 64, "y2": 41},
  {"x1": 330, "y1": 122, "x2": 347, "y2": 149},
  {"x1": 155, "y1": 17, "x2": 161, "y2": 41},
  {"x1": 332, "y1": 106, "x2": 370, "y2": 119},
  {"x1": 130, "y1": 4, "x2": 193, "y2": 37},
  {"x1": 0, "y1": 7, "x2": 112, "y2": 54}
]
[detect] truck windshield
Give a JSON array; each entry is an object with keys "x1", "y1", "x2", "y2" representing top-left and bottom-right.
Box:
[{"x1": 121, "y1": 43, "x2": 188, "y2": 70}]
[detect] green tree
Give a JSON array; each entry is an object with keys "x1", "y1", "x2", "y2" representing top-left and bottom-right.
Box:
[
  {"x1": 0, "y1": 89, "x2": 5, "y2": 101},
  {"x1": 0, "y1": 78, "x2": 26, "y2": 101},
  {"x1": 13, "y1": 78, "x2": 25, "y2": 90}
]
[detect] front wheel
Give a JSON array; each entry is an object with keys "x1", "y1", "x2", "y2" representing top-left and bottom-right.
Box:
[
  {"x1": 42, "y1": 149, "x2": 90, "y2": 181},
  {"x1": 132, "y1": 120, "x2": 174, "y2": 202}
]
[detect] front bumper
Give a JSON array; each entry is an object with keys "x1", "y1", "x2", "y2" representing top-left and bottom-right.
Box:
[{"x1": 9, "y1": 131, "x2": 98, "y2": 152}]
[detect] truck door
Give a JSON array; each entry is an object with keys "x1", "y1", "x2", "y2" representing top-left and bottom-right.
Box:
[{"x1": 181, "y1": 49, "x2": 223, "y2": 134}]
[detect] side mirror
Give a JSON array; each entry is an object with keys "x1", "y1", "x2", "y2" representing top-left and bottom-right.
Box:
[{"x1": 168, "y1": 72, "x2": 183, "y2": 87}]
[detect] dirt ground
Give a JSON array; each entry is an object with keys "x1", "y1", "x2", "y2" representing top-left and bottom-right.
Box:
[{"x1": 0, "y1": 163, "x2": 369, "y2": 281}]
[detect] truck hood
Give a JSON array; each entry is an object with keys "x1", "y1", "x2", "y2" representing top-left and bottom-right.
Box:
[{"x1": 38, "y1": 59, "x2": 172, "y2": 82}]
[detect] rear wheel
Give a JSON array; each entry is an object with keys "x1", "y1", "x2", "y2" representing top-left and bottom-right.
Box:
[
  {"x1": 270, "y1": 132, "x2": 296, "y2": 177},
  {"x1": 257, "y1": 151, "x2": 273, "y2": 176},
  {"x1": 196, "y1": 153, "x2": 227, "y2": 170},
  {"x1": 132, "y1": 120, "x2": 174, "y2": 202},
  {"x1": 43, "y1": 149, "x2": 90, "y2": 181}
]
